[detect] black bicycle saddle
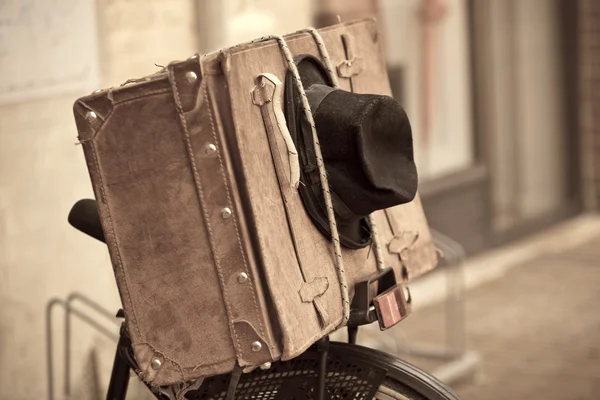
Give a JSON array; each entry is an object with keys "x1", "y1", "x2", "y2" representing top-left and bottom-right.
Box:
[{"x1": 68, "y1": 199, "x2": 105, "y2": 243}]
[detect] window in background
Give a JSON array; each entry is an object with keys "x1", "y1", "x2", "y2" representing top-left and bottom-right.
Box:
[
  {"x1": 486, "y1": 0, "x2": 572, "y2": 232},
  {"x1": 379, "y1": 0, "x2": 475, "y2": 181},
  {"x1": 197, "y1": 0, "x2": 313, "y2": 53}
]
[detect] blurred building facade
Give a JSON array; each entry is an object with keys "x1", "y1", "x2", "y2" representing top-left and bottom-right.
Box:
[
  {"x1": 314, "y1": 0, "x2": 596, "y2": 255},
  {"x1": 0, "y1": 0, "x2": 598, "y2": 397}
]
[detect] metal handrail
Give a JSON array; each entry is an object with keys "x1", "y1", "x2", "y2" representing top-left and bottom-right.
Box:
[{"x1": 46, "y1": 294, "x2": 120, "y2": 400}]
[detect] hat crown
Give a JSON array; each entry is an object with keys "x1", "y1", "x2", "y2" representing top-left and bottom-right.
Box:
[
  {"x1": 306, "y1": 85, "x2": 417, "y2": 217},
  {"x1": 285, "y1": 55, "x2": 418, "y2": 248}
]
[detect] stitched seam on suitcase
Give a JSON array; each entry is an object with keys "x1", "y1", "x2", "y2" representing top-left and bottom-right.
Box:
[
  {"x1": 112, "y1": 88, "x2": 171, "y2": 105},
  {"x1": 204, "y1": 84, "x2": 268, "y2": 342},
  {"x1": 169, "y1": 74, "x2": 245, "y2": 359},
  {"x1": 206, "y1": 65, "x2": 282, "y2": 357},
  {"x1": 133, "y1": 342, "x2": 237, "y2": 370},
  {"x1": 78, "y1": 89, "x2": 172, "y2": 142},
  {"x1": 88, "y1": 141, "x2": 142, "y2": 340}
]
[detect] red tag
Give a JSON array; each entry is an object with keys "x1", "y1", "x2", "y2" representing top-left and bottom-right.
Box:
[{"x1": 373, "y1": 285, "x2": 412, "y2": 330}]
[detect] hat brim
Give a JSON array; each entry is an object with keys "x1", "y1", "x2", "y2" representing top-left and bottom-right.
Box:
[{"x1": 284, "y1": 54, "x2": 371, "y2": 249}]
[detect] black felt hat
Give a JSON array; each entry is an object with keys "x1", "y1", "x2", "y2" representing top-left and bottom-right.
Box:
[{"x1": 284, "y1": 54, "x2": 418, "y2": 249}]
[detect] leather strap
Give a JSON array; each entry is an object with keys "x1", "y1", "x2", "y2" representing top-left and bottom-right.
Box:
[{"x1": 252, "y1": 73, "x2": 331, "y2": 328}]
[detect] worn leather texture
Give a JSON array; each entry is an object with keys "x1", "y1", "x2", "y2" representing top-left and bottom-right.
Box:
[{"x1": 72, "y1": 19, "x2": 438, "y2": 386}]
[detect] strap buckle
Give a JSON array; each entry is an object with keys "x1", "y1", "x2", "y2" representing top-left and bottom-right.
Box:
[
  {"x1": 374, "y1": 284, "x2": 411, "y2": 330},
  {"x1": 348, "y1": 267, "x2": 412, "y2": 330}
]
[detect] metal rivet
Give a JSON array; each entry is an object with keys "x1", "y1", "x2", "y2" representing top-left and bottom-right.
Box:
[
  {"x1": 185, "y1": 71, "x2": 197, "y2": 83},
  {"x1": 188, "y1": 54, "x2": 199, "y2": 60},
  {"x1": 86, "y1": 111, "x2": 97, "y2": 122},
  {"x1": 151, "y1": 358, "x2": 162, "y2": 370},
  {"x1": 221, "y1": 207, "x2": 232, "y2": 219},
  {"x1": 93, "y1": 89, "x2": 102, "y2": 94},
  {"x1": 251, "y1": 341, "x2": 262, "y2": 352},
  {"x1": 206, "y1": 143, "x2": 217, "y2": 155},
  {"x1": 260, "y1": 362, "x2": 271, "y2": 370},
  {"x1": 237, "y1": 272, "x2": 248, "y2": 284}
]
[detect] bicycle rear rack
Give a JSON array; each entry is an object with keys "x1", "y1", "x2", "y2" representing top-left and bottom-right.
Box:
[
  {"x1": 351, "y1": 230, "x2": 482, "y2": 385},
  {"x1": 103, "y1": 267, "x2": 407, "y2": 400},
  {"x1": 45, "y1": 235, "x2": 473, "y2": 399}
]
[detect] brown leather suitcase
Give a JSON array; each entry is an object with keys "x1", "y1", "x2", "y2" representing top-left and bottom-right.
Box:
[{"x1": 72, "y1": 18, "x2": 438, "y2": 386}]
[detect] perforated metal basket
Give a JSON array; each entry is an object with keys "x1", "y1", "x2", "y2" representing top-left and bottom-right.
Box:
[{"x1": 186, "y1": 344, "x2": 387, "y2": 400}]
